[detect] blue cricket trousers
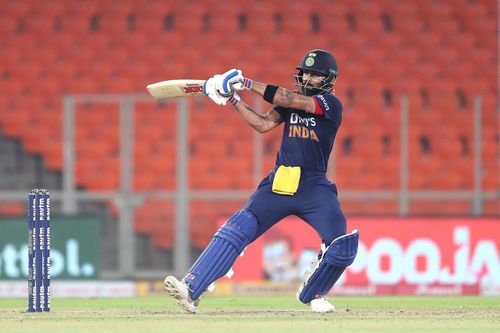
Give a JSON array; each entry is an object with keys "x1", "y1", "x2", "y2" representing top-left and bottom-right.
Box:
[{"x1": 244, "y1": 167, "x2": 347, "y2": 245}]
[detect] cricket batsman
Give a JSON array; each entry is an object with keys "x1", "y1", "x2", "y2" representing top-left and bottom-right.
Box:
[{"x1": 164, "y1": 49, "x2": 359, "y2": 313}]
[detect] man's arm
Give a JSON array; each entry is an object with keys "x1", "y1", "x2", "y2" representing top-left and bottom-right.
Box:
[
  {"x1": 233, "y1": 100, "x2": 283, "y2": 133},
  {"x1": 249, "y1": 81, "x2": 316, "y2": 114},
  {"x1": 214, "y1": 70, "x2": 318, "y2": 114}
]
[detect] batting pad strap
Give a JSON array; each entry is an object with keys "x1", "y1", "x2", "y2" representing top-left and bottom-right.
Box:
[
  {"x1": 324, "y1": 229, "x2": 359, "y2": 267},
  {"x1": 215, "y1": 210, "x2": 257, "y2": 253},
  {"x1": 297, "y1": 230, "x2": 359, "y2": 304}
]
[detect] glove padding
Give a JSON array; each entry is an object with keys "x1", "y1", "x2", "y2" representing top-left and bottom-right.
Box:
[
  {"x1": 204, "y1": 75, "x2": 241, "y2": 106},
  {"x1": 203, "y1": 75, "x2": 229, "y2": 105},
  {"x1": 216, "y1": 68, "x2": 244, "y2": 95}
]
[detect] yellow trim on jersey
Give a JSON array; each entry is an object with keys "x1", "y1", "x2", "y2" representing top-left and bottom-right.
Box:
[{"x1": 272, "y1": 166, "x2": 301, "y2": 196}]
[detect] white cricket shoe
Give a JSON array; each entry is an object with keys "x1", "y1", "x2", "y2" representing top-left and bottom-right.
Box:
[
  {"x1": 310, "y1": 297, "x2": 335, "y2": 313},
  {"x1": 164, "y1": 276, "x2": 197, "y2": 313}
]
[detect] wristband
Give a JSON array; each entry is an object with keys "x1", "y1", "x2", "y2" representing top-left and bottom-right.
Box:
[
  {"x1": 263, "y1": 84, "x2": 278, "y2": 104},
  {"x1": 229, "y1": 95, "x2": 239, "y2": 106},
  {"x1": 242, "y1": 78, "x2": 253, "y2": 89}
]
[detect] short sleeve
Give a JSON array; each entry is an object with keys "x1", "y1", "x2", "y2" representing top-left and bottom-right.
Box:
[
  {"x1": 273, "y1": 105, "x2": 288, "y2": 119},
  {"x1": 313, "y1": 93, "x2": 343, "y2": 125}
]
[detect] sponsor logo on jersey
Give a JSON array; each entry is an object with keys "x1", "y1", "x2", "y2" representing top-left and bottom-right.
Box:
[
  {"x1": 288, "y1": 125, "x2": 319, "y2": 142},
  {"x1": 317, "y1": 95, "x2": 330, "y2": 111},
  {"x1": 288, "y1": 113, "x2": 320, "y2": 142},
  {"x1": 290, "y1": 113, "x2": 316, "y2": 127}
]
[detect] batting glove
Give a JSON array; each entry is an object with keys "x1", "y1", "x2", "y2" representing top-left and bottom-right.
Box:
[
  {"x1": 217, "y1": 69, "x2": 245, "y2": 95},
  {"x1": 203, "y1": 75, "x2": 229, "y2": 105}
]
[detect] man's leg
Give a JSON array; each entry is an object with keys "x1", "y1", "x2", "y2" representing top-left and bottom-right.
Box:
[
  {"x1": 295, "y1": 182, "x2": 357, "y2": 311},
  {"x1": 297, "y1": 230, "x2": 359, "y2": 304},
  {"x1": 165, "y1": 175, "x2": 294, "y2": 312},
  {"x1": 183, "y1": 210, "x2": 258, "y2": 299},
  {"x1": 164, "y1": 210, "x2": 258, "y2": 313}
]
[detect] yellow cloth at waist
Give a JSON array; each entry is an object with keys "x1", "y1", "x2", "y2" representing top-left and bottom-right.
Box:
[{"x1": 272, "y1": 165, "x2": 301, "y2": 196}]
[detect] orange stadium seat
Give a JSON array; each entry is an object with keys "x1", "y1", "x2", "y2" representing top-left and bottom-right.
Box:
[
  {"x1": 66, "y1": 1, "x2": 100, "y2": 17},
  {"x1": 0, "y1": 16, "x2": 19, "y2": 34},
  {"x1": 357, "y1": 16, "x2": 385, "y2": 36},
  {"x1": 2, "y1": 1, "x2": 30, "y2": 18},
  {"x1": 97, "y1": 14, "x2": 129, "y2": 35},
  {"x1": 241, "y1": 9, "x2": 272, "y2": 34},
  {"x1": 173, "y1": 12, "x2": 204, "y2": 35},
  {"x1": 30, "y1": 78, "x2": 62, "y2": 97},
  {"x1": 23, "y1": 16, "x2": 55, "y2": 38},
  {"x1": 484, "y1": 200, "x2": 500, "y2": 215},
  {"x1": 151, "y1": 222, "x2": 174, "y2": 250},
  {"x1": 57, "y1": 15, "x2": 92, "y2": 36},
  {"x1": 483, "y1": 161, "x2": 500, "y2": 191},
  {"x1": 31, "y1": 0, "x2": 66, "y2": 17},
  {"x1": 132, "y1": 14, "x2": 165, "y2": 36},
  {"x1": 190, "y1": 201, "x2": 217, "y2": 248},
  {"x1": 134, "y1": 201, "x2": 158, "y2": 234},
  {"x1": 1, "y1": 104, "x2": 32, "y2": 138}
]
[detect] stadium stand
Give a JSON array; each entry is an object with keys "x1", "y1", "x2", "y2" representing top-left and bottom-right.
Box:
[{"x1": 0, "y1": 0, "x2": 497, "y2": 251}]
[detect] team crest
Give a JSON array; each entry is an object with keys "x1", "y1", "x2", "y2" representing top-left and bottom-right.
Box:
[{"x1": 305, "y1": 57, "x2": 315, "y2": 66}]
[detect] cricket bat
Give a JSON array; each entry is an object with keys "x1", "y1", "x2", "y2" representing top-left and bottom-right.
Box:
[{"x1": 146, "y1": 79, "x2": 205, "y2": 101}]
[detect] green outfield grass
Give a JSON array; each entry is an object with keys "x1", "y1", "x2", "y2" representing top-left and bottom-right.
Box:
[{"x1": 1, "y1": 296, "x2": 499, "y2": 333}]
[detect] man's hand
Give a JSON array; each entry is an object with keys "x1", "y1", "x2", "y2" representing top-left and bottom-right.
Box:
[
  {"x1": 203, "y1": 75, "x2": 229, "y2": 105},
  {"x1": 216, "y1": 69, "x2": 245, "y2": 95},
  {"x1": 204, "y1": 74, "x2": 241, "y2": 106}
]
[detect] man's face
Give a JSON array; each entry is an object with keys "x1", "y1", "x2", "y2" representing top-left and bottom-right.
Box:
[{"x1": 302, "y1": 71, "x2": 326, "y2": 87}]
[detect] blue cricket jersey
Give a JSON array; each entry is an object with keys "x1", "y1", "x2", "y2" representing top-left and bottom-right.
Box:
[{"x1": 273, "y1": 92, "x2": 343, "y2": 173}]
